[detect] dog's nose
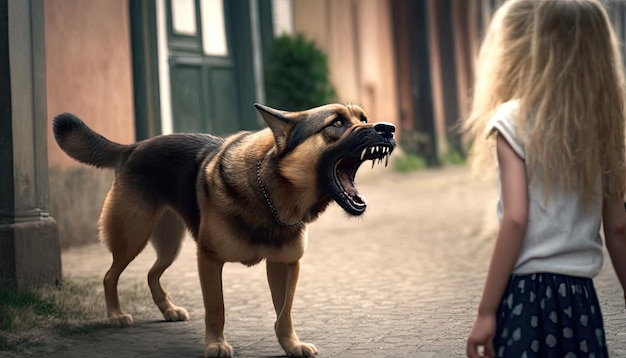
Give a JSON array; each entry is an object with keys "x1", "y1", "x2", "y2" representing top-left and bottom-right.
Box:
[{"x1": 374, "y1": 122, "x2": 395, "y2": 139}]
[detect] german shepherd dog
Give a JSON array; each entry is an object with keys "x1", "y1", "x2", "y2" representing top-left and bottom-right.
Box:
[{"x1": 53, "y1": 103, "x2": 396, "y2": 357}]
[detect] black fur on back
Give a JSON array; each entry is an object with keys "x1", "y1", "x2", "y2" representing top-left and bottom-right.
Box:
[
  {"x1": 53, "y1": 112, "x2": 226, "y2": 237},
  {"x1": 121, "y1": 133, "x2": 225, "y2": 236}
]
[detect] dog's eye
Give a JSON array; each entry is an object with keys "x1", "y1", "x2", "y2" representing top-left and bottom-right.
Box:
[
  {"x1": 332, "y1": 120, "x2": 343, "y2": 128},
  {"x1": 360, "y1": 115, "x2": 367, "y2": 123}
]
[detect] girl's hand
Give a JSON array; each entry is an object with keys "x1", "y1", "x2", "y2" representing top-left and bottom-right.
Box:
[{"x1": 466, "y1": 313, "x2": 497, "y2": 358}]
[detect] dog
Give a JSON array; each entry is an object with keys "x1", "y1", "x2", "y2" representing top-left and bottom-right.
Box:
[{"x1": 53, "y1": 103, "x2": 396, "y2": 357}]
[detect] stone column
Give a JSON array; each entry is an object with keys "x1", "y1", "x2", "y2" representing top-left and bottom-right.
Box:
[{"x1": 0, "y1": 0, "x2": 62, "y2": 290}]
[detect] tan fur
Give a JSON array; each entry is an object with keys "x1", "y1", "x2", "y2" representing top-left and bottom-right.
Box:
[{"x1": 280, "y1": 138, "x2": 325, "y2": 214}]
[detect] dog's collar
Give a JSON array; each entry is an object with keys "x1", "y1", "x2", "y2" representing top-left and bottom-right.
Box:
[{"x1": 256, "y1": 160, "x2": 304, "y2": 228}]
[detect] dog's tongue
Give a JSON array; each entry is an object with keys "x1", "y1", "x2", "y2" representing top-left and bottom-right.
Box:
[{"x1": 339, "y1": 171, "x2": 366, "y2": 205}]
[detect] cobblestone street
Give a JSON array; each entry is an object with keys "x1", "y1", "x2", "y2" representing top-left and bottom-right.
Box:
[{"x1": 14, "y1": 166, "x2": 625, "y2": 358}]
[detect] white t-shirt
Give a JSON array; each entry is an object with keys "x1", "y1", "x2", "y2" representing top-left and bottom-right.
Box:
[{"x1": 486, "y1": 100, "x2": 604, "y2": 278}]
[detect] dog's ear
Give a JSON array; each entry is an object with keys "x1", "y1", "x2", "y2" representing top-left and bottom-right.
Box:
[{"x1": 254, "y1": 103, "x2": 295, "y2": 154}]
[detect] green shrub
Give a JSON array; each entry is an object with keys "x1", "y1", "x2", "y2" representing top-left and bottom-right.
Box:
[{"x1": 265, "y1": 34, "x2": 336, "y2": 111}]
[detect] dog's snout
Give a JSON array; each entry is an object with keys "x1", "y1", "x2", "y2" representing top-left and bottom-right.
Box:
[{"x1": 374, "y1": 122, "x2": 395, "y2": 139}]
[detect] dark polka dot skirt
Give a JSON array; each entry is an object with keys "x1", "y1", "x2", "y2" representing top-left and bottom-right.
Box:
[{"x1": 493, "y1": 273, "x2": 608, "y2": 358}]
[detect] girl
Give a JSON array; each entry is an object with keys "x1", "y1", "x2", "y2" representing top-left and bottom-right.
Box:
[{"x1": 464, "y1": 0, "x2": 626, "y2": 357}]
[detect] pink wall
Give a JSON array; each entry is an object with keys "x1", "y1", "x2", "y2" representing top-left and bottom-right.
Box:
[
  {"x1": 294, "y1": 0, "x2": 400, "y2": 130},
  {"x1": 45, "y1": 0, "x2": 135, "y2": 168},
  {"x1": 44, "y1": 0, "x2": 135, "y2": 247}
]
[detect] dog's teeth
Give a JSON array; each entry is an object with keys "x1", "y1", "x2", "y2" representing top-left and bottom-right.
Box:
[
  {"x1": 370, "y1": 147, "x2": 375, "y2": 154},
  {"x1": 360, "y1": 148, "x2": 367, "y2": 161}
]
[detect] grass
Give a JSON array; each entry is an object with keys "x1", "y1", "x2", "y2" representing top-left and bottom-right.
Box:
[
  {"x1": 441, "y1": 150, "x2": 466, "y2": 166},
  {"x1": 0, "y1": 278, "x2": 109, "y2": 355},
  {"x1": 392, "y1": 153, "x2": 427, "y2": 173},
  {"x1": 392, "y1": 149, "x2": 467, "y2": 174}
]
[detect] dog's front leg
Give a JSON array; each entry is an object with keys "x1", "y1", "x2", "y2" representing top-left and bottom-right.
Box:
[
  {"x1": 267, "y1": 260, "x2": 317, "y2": 357},
  {"x1": 198, "y1": 248, "x2": 233, "y2": 358}
]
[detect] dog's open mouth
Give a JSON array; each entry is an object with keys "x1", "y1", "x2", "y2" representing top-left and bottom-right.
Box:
[{"x1": 330, "y1": 143, "x2": 394, "y2": 216}]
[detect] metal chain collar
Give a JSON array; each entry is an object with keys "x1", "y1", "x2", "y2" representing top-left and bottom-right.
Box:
[{"x1": 256, "y1": 160, "x2": 304, "y2": 228}]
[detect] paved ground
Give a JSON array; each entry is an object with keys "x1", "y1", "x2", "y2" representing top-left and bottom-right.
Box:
[{"x1": 8, "y1": 165, "x2": 626, "y2": 357}]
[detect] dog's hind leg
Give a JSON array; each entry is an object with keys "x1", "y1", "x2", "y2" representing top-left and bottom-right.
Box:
[
  {"x1": 147, "y1": 208, "x2": 190, "y2": 322},
  {"x1": 100, "y1": 187, "x2": 159, "y2": 327},
  {"x1": 267, "y1": 260, "x2": 318, "y2": 357}
]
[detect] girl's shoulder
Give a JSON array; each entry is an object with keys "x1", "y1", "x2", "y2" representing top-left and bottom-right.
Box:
[
  {"x1": 487, "y1": 99, "x2": 525, "y2": 158},
  {"x1": 495, "y1": 99, "x2": 521, "y2": 120}
]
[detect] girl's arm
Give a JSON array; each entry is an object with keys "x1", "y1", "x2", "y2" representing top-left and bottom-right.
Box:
[
  {"x1": 478, "y1": 135, "x2": 528, "y2": 314},
  {"x1": 602, "y1": 195, "x2": 626, "y2": 305},
  {"x1": 467, "y1": 135, "x2": 528, "y2": 358}
]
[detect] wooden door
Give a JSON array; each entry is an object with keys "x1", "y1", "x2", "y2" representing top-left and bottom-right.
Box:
[{"x1": 167, "y1": 0, "x2": 254, "y2": 135}]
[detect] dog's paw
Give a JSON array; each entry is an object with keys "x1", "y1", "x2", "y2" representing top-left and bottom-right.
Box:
[
  {"x1": 163, "y1": 306, "x2": 190, "y2": 322},
  {"x1": 204, "y1": 342, "x2": 234, "y2": 357},
  {"x1": 284, "y1": 342, "x2": 318, "y2": 357},
  {"x1": 108, "y1": 312, "x2": 134, "y2": 327}
]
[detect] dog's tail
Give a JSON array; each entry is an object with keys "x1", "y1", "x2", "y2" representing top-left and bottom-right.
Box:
[{"x1": 53, "y1": 113, "x2": 132, "y2": 169}]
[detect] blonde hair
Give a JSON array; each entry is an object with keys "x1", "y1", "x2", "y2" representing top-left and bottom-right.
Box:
[{"x1": 465, "y1": 0, "x2": 626, "y2": 205}]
